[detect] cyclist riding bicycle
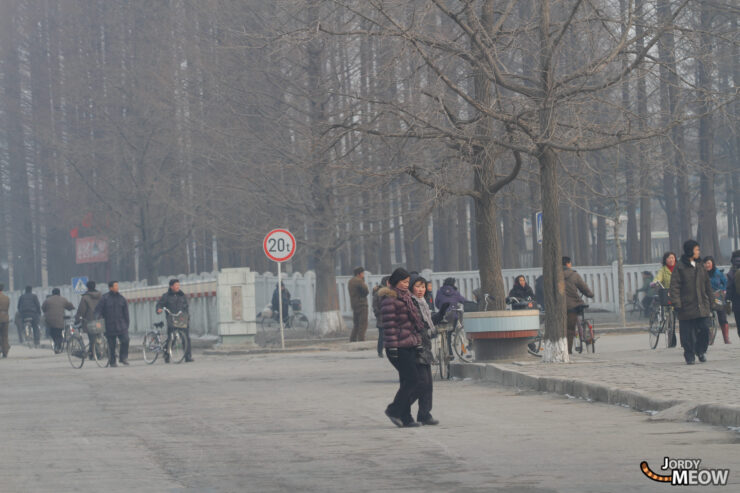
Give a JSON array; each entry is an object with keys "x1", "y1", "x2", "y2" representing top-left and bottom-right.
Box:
[
  {"x1": 635, "y1": 271, "x2": 656, "y2": 317},
  {"x1": 42, "y1": 288, "x2": 75, "y2": 353}
]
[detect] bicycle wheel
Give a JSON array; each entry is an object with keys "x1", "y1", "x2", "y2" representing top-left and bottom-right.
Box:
[
  {"x1": 648, "y1": 309, "x2": 662, "y2": 349},
  {"x1": 527, "y1": 331, "x2": 543, "y2": 357},
  {"x1": 24, "y1": 325, "x2": 33, "y2": 348},
  {"x1": 291, "y1": 313, "x2": 310, "y2": 332},
  {"x1": 93, "y1": 336, "x2": 109, "y2": 367},
  {"x1": 664, "y1": 310, "x2": 676, "y2": 348},
  {"x1": 708, "y1": 315, "x2": 717, "y2": 345},
  {"x1": 168, "y1": 330, "x2": 187, "y2": 364},
  {"x1": 452, "y1": 329, "x2": 474, "y2": 362},
  {"x1": 66, "y1": 335, "x2": 86, "y2": 369},
  {"x1": 437, "y1": 332, "x2": 450, "y2": 380},
  {"x1": 142, "y1": 331, "x2": 160, "y2": 364},
  {"x1": 585, "y1": 324, "x2": 596, "y2": 353}
]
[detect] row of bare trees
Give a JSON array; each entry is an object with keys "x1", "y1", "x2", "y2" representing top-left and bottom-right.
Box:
[{"x1": 1, "y1": 0, "x2": 738, "y2": 351}]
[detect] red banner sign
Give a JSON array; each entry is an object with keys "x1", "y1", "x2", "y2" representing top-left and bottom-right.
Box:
[{"x1": 76, "y1": 236, "x2": 109, "y2": 264}]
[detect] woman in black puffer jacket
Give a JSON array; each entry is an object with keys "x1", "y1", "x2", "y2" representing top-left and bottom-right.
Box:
[{"x1": 379, "y1": 268, "x2": 423, "y2": 427}]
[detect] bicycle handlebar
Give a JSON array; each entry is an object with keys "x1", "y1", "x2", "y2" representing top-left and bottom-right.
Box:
[{"x1": 162, "y1": 307, "x2": 183, "y2": 316}]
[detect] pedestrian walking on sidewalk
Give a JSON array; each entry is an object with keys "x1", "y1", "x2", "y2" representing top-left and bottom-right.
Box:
[
  {"x1": 94, "y1": 281, "x2": 130, "y2": 367},
  {"x1": 372, "y1": 276, "x2": 390, "y2": 357},
  {"x1": 380, "y1": 268, "x2": 423, "y2": 428},
  {"x1": 670, "y1": 240, "x2": 714, "y2": 365},
  {"x1": 348, "y1": 267, "x2": 369, "y2": 342},
  {"x1": 726, "y1": 250, "x2": 740, "y2": 339},
  {"x1": 0, "y1": 284, "x2": 10, "y2": 358},
  {"x1": 704, "y1": 256, "x2": 730, "y2": 345},
  {"x1": 563, "y1": 257, "x2": 594, "y2": 354},
  {"x1": 410, "y1": 275, "x2": 439, "y2": 426}
]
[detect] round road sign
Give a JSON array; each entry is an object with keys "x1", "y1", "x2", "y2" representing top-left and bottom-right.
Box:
[{"x1": 263, "y1": 229, "x2": 296, "y2": 263}]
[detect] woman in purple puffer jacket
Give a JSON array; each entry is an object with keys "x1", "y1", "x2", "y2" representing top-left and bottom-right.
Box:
[{"x1": 379, "y1": 268, "x2": 424, "y2": 428}]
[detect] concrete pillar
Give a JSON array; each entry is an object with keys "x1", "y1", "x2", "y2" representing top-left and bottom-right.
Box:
[{"x1": 217, "y1": 268, "x2": 257, "y2": 345}]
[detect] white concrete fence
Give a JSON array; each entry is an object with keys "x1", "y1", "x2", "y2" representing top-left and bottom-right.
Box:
[{"x1": 7, "y1": 262, "x2": 729, "y2": 336}]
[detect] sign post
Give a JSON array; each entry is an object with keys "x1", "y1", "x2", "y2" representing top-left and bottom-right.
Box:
[
  {"x1": 72, "y1": 276, "x2": 89, "y2": 294},
  {"x1": 263, "y1": 229, "x2": 297, "y2": 349},
  {"x1": 535, "y1": 211, "x2": 543, "y2": 245}
]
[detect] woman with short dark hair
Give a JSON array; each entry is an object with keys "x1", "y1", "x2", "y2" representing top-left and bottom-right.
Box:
[{"x1": 379, "y1": 268, "x2": 423, "y2": 427}]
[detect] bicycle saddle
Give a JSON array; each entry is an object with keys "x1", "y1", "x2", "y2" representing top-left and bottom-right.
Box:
[{"x1": 154, "y1": 322, "x2": 164, "y2": 328}]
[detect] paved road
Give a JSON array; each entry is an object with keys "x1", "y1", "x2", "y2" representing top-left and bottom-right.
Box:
[{"x1": 1, "y1": 345, "x2": 738, "y2": 492}]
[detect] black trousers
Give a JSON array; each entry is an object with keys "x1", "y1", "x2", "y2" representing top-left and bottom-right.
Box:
[
  {"x1": 107, "y1": 333, "x2": 130, "y2": 363},
  {"x1": 735, "y1": 307, "x2": 740, "y2": 338},
  {"x1": 386, "y1": 347, "x2": 421, "y2": 425},
  {"x1": 376, "y1": 325, "x2": 383, "y2": 356},
  {"x1": 416, "y1": 363, "x2": 433, "y2": 422},
  {"x1": 678, "y1": 317, "x2": 710, "y2": 362},
  {"x1": 168, "y1": 326, "x2": 192, "y2": 359},
  {"x1": 49, "y1": 327, "x2": 64, "y2": 352}
]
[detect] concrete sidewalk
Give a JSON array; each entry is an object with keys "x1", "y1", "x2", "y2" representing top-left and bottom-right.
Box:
[{"x1": 452, "y1": 332, "x2": 740, "y2": 429}]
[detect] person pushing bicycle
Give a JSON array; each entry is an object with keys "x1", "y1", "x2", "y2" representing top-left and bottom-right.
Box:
[
  {"x1": 156, "y1": 279, "x2": 193, "y2": 363},
  {"x1": 563, "y1": 256, "x2": 594, "y2": 355}
]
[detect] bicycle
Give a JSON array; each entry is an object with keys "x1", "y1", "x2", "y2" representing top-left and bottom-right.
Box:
[
  {"x1": 142, "y1": 307, "x2": 187, "y2": 364},
  {"x1": 647, "y1": 283, "x2": 676, "y2": 349},
  {"x1": 257, "y1": 299, "x2": 312, "y2": 347},
  {"x1": 431, "y1": 324, "x2": 452, "y2": 380},
  {"x1": 22, "y1": 317, "x2": 36, "y2": 348},
  {"x1": 573, "y1": 304, "x2": 596, "y2": 353},
  {"x1": 66, "y1": 321, "x2": 109, "y2": 369},
  {"x1": 53, "y1": 314, "x2": 76, "y2": 354},
  {"x1": 627, "y1": 293, "x2": 643, "y2": 317}
]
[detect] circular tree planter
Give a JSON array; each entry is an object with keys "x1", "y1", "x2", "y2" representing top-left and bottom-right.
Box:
[{"x1": 465, "y1": 310, "x2": 540, "y2": 360}]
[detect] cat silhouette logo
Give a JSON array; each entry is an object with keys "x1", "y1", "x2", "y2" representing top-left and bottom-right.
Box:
[{"x1": 641, "y1": 458, "x2": 729, "y2": 486}]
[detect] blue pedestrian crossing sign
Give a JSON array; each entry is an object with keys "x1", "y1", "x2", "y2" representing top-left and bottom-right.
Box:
[{"x1": 72, "y1": 276, "x2": 89, "y2": 294}]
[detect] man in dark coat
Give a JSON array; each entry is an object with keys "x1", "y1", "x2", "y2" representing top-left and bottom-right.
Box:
[
  {"x1": 76, "y1": 280, "x2": 102, "y2": 358},
  {"x1": 0, "y1": 284, "x2": 10, "y2": 357},
  {"x1": 156, "y1": 279, "x2": 193, "y2": 363},
  {"x1": 271, "y1": 283, "x2": 291, "y2": 325},
  {"x1": 42, "y1": 288, "x2": 75, "y2": 353},
  {"x1": 726, "y1": 250, "x2": 740, "y2": 339},
  {"x1": 670, "y1": 240, "x2": 714, "y2": 365},
  {"x1": 17, "y1": 286, "x2": 41, "y2": 346},
  {"x1": 94, "y1": 281, "x2": 130, "y2": 367},
  {"x1": 563, "y1": 257, "x2": 594, "y2": 354},
  {"x1": 348, "y1": 266, "x2": 369, "y2": 342}
]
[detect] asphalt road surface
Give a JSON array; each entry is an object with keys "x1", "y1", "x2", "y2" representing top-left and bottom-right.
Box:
[{"x1": 1, "y1": 342, "x2": 737, "y2": 492}]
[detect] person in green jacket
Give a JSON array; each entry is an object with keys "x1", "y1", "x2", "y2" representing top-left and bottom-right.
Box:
[{"x1": 652, "y1": 251, "x2": 677, "y2": 290}]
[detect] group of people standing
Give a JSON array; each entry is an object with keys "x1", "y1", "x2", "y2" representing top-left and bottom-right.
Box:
[
  {"x1": 656, "y1": 240, "x2": 740, "y2": 365},
  {"x1": 0, "y1": 278, "x2": 193, "y2": 365},
  {"x1": 375, "y1": 268, "x2": 447, "y2": 427}
]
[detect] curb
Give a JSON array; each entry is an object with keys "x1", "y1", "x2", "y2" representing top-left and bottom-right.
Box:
[
  {"x1": 450, "y1": 362, "x2": 740, "y2": 429},
  {"x1": 202, "y1": 347, "x2": 331, "y2": 356}
]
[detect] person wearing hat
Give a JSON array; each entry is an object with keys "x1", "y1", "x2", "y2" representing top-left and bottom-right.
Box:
[
  {"x1": 0, "y1": 284, "x2": 10, "y2": 357},
  {"x1": 379, "y1": 268, "x2": 424, "y2": 427},
  {"x1": 75, "y1": 280, "x2": 102, "y2": 358},
  {"x1": 156, "y1": 279, "x2": 193, "y2": 363},
  {"x1": 42, "y1": 287, "x2": 75, "y2": 353},
  {"x1": 670, "y1": 240, "x2": 714, "y2": 364},
  {"x1": 17, "y1": 286, "x2": 41, "y2": 346},
  {"x1": 348, "y1": 266, "x2": 370, "y2": 342}
]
